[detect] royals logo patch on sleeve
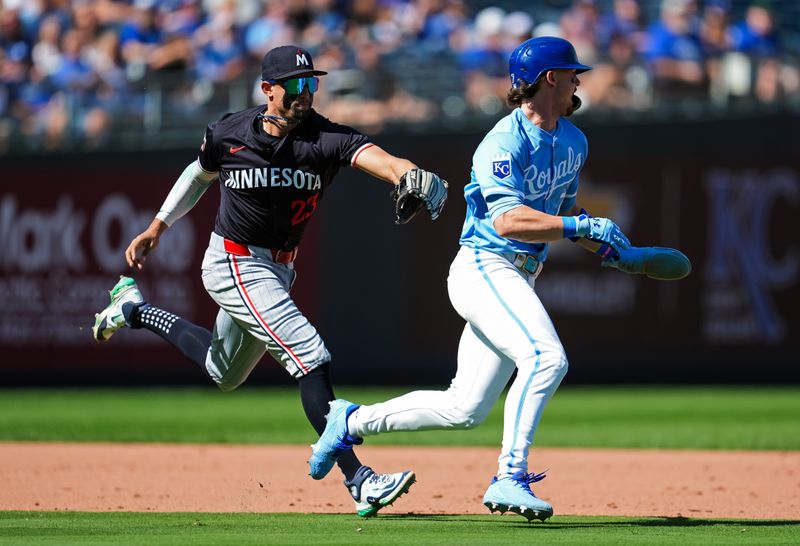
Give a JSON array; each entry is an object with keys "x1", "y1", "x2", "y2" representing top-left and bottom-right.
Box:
[{"x1": 492, "y1": 153, "x2": 511, "y2": 180}]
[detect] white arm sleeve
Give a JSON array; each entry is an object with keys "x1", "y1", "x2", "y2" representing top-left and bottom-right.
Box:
[{"x1": 155, "y1": 159, "x2": 218, "y2": 227}]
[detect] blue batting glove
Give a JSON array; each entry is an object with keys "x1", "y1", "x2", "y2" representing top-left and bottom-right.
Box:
[{"x1": 575, "y1": 214, "x2": 631, "y2": 253}]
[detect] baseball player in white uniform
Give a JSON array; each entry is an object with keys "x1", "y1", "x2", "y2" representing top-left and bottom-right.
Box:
[{"x1": 307, "y1": 37, "x2": 633, "y2": 522}]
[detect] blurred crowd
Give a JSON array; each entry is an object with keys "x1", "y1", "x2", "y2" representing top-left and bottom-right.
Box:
[{"x1": 1, "y1": 0, "x2": 798, "y2": 150}]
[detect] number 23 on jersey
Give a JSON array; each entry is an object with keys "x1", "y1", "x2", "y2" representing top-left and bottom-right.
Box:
[{"x1": 291, "y1": 193, "x2": 320, "y2": 226}]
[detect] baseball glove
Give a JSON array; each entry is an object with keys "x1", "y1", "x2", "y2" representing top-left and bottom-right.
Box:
[
  {"x1": 393, "y1": 168, "x2": 448, "y2": 224},
  {"x1": 602, "y1": 246, "x2": 692, "y2": 280}
]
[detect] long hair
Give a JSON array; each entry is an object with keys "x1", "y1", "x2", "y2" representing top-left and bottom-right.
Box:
[{"x1": 506, "y1": 78, "x2": 544, "y2": 107}]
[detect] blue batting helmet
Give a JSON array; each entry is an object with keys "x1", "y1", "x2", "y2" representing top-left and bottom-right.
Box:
[{"x1": 509, "y1": 36, "x2": 592, "y2": 88}]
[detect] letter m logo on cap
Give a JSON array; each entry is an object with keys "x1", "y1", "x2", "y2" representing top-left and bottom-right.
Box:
[{"x1": 296, "y1": 51, "x2": 309, "y2": 66}]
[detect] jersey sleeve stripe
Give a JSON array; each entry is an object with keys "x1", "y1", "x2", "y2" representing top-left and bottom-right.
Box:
[
  {"x1": 350, "y1": 143, "x2": 374, "y2": 167},
  {"x1": 489, "y1": 201, "x2": 524, "y2": 222},
  {"x1": 484, "y1": 187, "x2": 524, "y2": 199}
]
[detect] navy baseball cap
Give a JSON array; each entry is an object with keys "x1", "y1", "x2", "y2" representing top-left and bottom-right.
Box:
[{"x1": 261, "y1": 45, "x2": 327, "y2": 81}]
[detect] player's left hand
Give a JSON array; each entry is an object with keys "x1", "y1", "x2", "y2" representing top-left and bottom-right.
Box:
[
  {"x1": 602, "y1": 246, "x2": 692, "y2": 280},
  {"x1": 394, "y1": 168, "x2": 448, "y2": 224}
]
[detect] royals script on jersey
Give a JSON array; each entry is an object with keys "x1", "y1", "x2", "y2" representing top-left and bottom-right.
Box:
[
  {"x1": 198, "y1": 105, "x2": 371, "y2": 250},
  {"x1": 459, "y1": 108, "x2": 588, "y2": 262}
]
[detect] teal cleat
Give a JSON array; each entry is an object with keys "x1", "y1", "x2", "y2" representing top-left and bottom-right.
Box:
[{"x1": 92, "y1": 276, "x2": 144, "y2": 342}]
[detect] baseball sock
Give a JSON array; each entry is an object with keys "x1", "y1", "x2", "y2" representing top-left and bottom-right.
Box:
[
  {"x1": 123, "y1": 302, "x2": 211, "y2": 374},
  {"x1": 298, "y1": 363, "x2": 361, "y2": 481}
]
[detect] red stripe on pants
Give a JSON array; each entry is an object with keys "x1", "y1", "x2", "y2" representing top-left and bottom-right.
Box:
[{"x1": 230, "y1": 254, "x2": 309, "y2": 374}]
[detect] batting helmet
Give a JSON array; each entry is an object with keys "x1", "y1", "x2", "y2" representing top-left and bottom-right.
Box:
[{"x1": 509, "y1": 36, "x2": 592, "y2": 88}]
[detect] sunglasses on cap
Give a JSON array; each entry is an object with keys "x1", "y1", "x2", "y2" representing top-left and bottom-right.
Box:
[{"x1": 271, "y1": 76, "x2": 320, "y2": 95}]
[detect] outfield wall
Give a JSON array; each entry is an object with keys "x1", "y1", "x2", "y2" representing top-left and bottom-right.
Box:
[{"x1": 2, "y1": 114, "x2": 798, "y2": 385}]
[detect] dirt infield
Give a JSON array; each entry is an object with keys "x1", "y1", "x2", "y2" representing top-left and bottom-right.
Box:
[{"x1": 1, "y1": 443, "x2": 797, "y2": 519}]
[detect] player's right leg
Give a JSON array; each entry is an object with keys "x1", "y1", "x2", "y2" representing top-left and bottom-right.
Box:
[{"x1": 457, "y1": 252, "x2": 568, "y2": 480}]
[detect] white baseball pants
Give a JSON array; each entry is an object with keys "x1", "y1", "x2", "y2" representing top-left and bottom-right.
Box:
[{"x1": 350, "y1": 246, "x2": 568, "y2": 476}]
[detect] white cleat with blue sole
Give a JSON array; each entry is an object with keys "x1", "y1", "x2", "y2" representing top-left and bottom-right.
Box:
[{"x1": 482, "y1": 470, "x2": 553, "y2": 522}]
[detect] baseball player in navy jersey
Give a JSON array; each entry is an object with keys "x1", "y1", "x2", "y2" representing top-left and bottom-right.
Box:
[
  {"x1": 307, "y1": 37, "x2": 634, "y2": 522},
  {"x1": 91, "y1": 45, "x2": 447, "y2": 517}
]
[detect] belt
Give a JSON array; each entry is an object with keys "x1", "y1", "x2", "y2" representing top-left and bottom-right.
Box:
[
  {"x1": 223, "y1": 238, "x2": 298, "y2": 264},
  {"x1": 505, "y1": 253, "x2": 543, "y2": 277}
]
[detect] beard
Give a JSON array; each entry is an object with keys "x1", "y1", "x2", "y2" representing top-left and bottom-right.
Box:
[{"x1": 281, "y1": 94, "x2": 312, "y2": 123}]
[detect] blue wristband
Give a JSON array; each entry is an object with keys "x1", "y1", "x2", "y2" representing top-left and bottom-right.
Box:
[
  {"x1": 562, "y1": 216, "x2": 578, "y2": 239},
  {"x1": 563, "y1": 214, "x2": 589, "y2": 239}
]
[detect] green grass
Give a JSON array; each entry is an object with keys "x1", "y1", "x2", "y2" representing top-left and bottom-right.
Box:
[
  {"x1": 0, "y1": 386, "x2": 798, "y2": 450},
  {"x1": 1, "y1": 388, "x2": 797, "y2": 542},
  {"x1": 0, "y1": 512, "x2": 797, "y2": 545}
]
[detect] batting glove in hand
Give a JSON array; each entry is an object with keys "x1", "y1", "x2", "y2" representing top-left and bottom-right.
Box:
[
  {"x1": 577, "y1": 214, "x2": 631, "y2": 253},
  {"x1": 393, "y1": 169, "x2": 448, "y2": 224}
]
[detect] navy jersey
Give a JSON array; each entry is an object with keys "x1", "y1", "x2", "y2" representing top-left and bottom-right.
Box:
[{"x1": 198, "y1": 105, "x2": 372, "y2": 250}]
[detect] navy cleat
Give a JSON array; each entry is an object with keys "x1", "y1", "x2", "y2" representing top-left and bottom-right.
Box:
[
  {"x1": 482, "y1": 470, "x2": 553, "y2": 522},
  {"x1": 308, "y1": 399, "x2": 362, "y2": 480}
]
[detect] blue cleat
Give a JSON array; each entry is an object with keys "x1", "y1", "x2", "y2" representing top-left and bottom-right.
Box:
[
  {"x1": 482, "y1": 470, "x2": 553, "y2": 522},
  {"x1": 308, "y1": 399, "x2": 362, "y2": 480}
]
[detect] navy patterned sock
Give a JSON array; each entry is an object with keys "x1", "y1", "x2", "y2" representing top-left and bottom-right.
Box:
[{"x1": 122, "y1": 302, "x2": 212, "y2": 373}]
